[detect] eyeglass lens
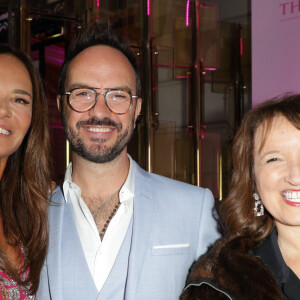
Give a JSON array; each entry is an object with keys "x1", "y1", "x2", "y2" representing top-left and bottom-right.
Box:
[{"x1": 69, "y1": 88, "x2": 131, "y2": 114}]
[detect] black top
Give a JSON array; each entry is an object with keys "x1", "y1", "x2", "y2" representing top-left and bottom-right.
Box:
[{"x1": 253, "y1": 229, "x2": 300, "y2": 300}]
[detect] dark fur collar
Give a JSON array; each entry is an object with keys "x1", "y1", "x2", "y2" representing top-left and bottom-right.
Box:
[{"x1": 181, "y1": 236, "x2": 283, "y2": 300}]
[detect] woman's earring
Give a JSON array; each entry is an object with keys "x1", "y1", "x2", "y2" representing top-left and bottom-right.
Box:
[{"x1": 253, "y1": 193, "x2": 264, "y2": 217}]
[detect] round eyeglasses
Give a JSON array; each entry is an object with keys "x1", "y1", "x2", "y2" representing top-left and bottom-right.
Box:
[{"x1": 63, "y1": 87, "x2": 138, "y2": 115}]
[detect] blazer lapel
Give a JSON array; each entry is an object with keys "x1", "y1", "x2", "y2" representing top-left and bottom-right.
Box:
[
  {"x1": 61, "y1": 197, "x2": 99, "y2": 299},
  {"x1": 47, "y1": 189, "x2": 98, "y2": 299},
  {"x1": 46, "y1": 189, "x2": 65, "y2": 299},
  {"x1": 125, "y1": 163, "x2": 154, "y2": 300}
]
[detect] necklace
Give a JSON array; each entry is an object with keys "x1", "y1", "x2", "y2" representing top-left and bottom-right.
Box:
[
  {"x1": 91, "y1": 190, "x2": 121, "y2": 240},
  {"x1": 99, "y1": 201, "x2": 121, "y2": 240},
  {"x1": 92, "y1": 190, "x2": 119, "y2": 217},
  {"x1": 0, "y1": 243, "x2": 33, "y2": 300}
]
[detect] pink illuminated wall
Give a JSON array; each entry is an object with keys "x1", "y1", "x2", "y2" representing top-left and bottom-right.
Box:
[{"x1": 252, "y1": 0, "x2": 300, "y2": 106}]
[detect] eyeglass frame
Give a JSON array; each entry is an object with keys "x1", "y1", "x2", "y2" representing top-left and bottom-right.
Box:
[{"x1": 61, "y1": 87, "x2": 139, "y2": 115}]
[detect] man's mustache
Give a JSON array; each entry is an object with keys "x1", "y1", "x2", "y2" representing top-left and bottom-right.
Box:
[{"x1": 76, "y1": 118, "x2": 122, "y2": 131}]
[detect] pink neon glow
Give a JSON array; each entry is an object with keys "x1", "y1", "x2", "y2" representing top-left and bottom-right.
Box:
[
  {"x1": 203, "y1": 67, "x2": 217, "y2": 71},
  {"x1": 186, "y1": 0, "x2": 190, "y2": 26},
  {"x1": 240, "y1": 37, "x2": 243, "y2": 56},
  {"x1": 147, "y1": 0, "x2": 150, "y2": 16}
]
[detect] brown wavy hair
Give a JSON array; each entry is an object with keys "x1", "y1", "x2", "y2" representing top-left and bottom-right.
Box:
[
  {"x1": 220, "y1": 94, "x2": 300, "y2": 241},
  {"x1": 0, "y1": 46, "x2": 52, "y2": 294}
]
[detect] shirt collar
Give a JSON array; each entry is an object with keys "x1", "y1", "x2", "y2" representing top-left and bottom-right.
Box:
[
  {"x1": 119, "y1": 155, "x2": 135, "y2": 205},
  {"x1": 62, "y1": 155, "x2": 135, "y2": 205},
  {"x1": 63, "y1": 162, "x2": 77, "y2": 203}
]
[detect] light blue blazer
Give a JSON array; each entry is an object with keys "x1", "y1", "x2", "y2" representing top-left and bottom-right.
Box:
[{"x1": 37, "y1": 161, "x2": 220, "y2": 300}]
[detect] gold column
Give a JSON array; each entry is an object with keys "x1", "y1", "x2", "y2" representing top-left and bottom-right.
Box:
[
  {"x1": 141, "y1": 0, "x2": 154, "y2": 172},
  {"x1": 218, "y1": 150, "x2": 223, "y2": 201},
  {"x1": 191, "y1": 1, "x2": 202, "y2": 187},
  {"x1": 66, "y1": 140, "x2": 70, "y2": 168},
  {"x1": 19, "y1": 1, "x2": 31, "y2": 54}
]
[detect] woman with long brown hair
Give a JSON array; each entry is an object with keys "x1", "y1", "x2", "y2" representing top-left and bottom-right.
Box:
[
  {"x1": 0, "y1": 46, "x2": 51, "y2": 298},
  {"x1": 181, "y1": 94, "x2": 300, "y2": 299}
]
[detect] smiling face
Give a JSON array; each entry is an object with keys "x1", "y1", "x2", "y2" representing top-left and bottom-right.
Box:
[
  {"x1": 253, "y1": 115, "x2": 300, "y2": 227},
  {"x1": 60, "y1": 45, "x2": 141, "y2": 164},
  {"x1": 0, "y1": 54, "x2": 33, "y2": 174}
]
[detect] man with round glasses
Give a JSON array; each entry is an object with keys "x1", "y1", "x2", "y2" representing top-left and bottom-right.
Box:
[
  {"x1": 64, "y1": 87, "x2": 137, "y2": 114},
  {"x1": 37, "y1": 22, "x2": 220, "y2": 300}
]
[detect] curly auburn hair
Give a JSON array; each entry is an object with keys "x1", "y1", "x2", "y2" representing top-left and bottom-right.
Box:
[
  {"x1": 220, "y1": 94, "x2": 300, "y2": 241},
  {"x1": 0, "y1": 46, "x2": 52, "y2": 294}
]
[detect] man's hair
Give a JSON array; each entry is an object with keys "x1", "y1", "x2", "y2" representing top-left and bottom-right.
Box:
[
  {"x1": 220, "y1": 94, "x2": 300, "y2": 241},
  {"x1": 58, "y1": 22, "x2": 141, "y2": 96},
  {"x1": 0, "y1": 46, "x2": 52, "y2": 294}
]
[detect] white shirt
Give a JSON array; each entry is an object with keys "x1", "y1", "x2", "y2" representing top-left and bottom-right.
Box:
[{"x1": 62, "y1": 156, "x2": 134, "y2": 291}]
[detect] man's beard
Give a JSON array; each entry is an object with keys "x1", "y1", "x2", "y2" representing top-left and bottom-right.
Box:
[{"x1": 62, "y1": 115, "x2": 134, "y2": 164}]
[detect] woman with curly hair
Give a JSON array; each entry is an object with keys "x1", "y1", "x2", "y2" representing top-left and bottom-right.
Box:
[
  {"x1": 182, "y1": 94, "x2": 300, "y2": 300},
  {"x1": 0, "y1": 46, "x2": 52, "y2": 299}
]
